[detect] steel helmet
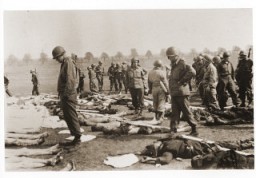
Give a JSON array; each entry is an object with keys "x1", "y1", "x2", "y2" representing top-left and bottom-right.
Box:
[
  {"x1": 203, "y1": 54, "x2": 212, "y2": 63},
  {"x1": 213, "y1": 56, "x2": 221, "y2": 63},
  {"x1": 153, "y1": 59, "x2": 163, "y2": 67},
  {"x1": 131, "y1": 57, "x2": 139, "y2": 63},
  {"x1": 239, "y1": 51, "x2": 246, "y2": 57},
  {"x1": 222, "y1": 52, "x2": 230, "y2": 58},
  {"x1": 166, "y1": 47, "x2": 179, "y2": 56},
  {"x1": 52, "y1": 46, "x2": 66, "y2": 59}
]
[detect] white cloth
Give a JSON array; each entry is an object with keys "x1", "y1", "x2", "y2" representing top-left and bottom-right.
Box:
[
  {"x1": 104, "y1": 153, "x2": 139, "y2": 168},
  {"x1": 65, "y1": 135, "x2": 96, "y2": 142}
]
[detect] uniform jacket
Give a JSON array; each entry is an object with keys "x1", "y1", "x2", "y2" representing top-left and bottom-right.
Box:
[
  {"x1": 148, "y1": 67, "x2": 169, "y2": 92},
  {"x1": 108, "y1": 66, "x2": 116, "y2": 78},
  {"x1": 127, "y1": 66, "x2": 147, "y2": 89},
  {"x1": 31, "y1": 73, "x2": 39, "y2": 85},
  {"x1": 169, "y1": 59, "x2": 195, "y2": 96},
  {"x1": 235, "y1": 58, "x2": 253, "y2": 81},
  {"x1": 202, "y1": 63, "x2": 218, "y2": 88},
  {"x1": 95, "y1": 65, "x2": 104, "y2": 76},
  {"x1": 217, "y1": 60, "x2": 235, "y2": 79},
  {"x1": 57, "y1": 57, "x2": 79, "y2": 97},
  {"x1": 88, "y1": 68, "x2": 97, "y2": 80}
]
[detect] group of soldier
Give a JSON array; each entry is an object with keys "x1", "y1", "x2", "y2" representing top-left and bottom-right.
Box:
[{"x1": 4, "y1": 45, "x2": 253, "y2": 146}]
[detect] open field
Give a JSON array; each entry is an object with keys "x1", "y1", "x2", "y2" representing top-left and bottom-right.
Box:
[{"x1": 4, "y1": 60, "x2": 254, "y2": 171}]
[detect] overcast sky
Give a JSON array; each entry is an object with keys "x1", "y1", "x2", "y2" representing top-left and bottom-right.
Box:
[{"x1": 4, "y1": 9, "x2": 252, "y2": 59}]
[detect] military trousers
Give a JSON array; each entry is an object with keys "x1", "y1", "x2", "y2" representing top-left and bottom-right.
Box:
[
  {"x1": 32, "y1": 85, "x2": 40, "y2": 95},
  {"x1": 96, "y1": 75, "x2": 104, "y2": 91},
  {"x1": 129, "y1": 88, "x2": 144, "y2": 110},
  {"x1": 238, "y1": 79, "x2": 253, "y2": 104},
  {"x1": 109, "y1": 77, "x2": 118, "y2": 92},
  {"x1": 60, "y1": 94, "x2": 81, "y2": 137},
  {"x1": 170, "y1": 96, "x2": 197, "y2": 131},
  {"x1": 152, "y1": 86, "x2": 166, "y2": 112}
]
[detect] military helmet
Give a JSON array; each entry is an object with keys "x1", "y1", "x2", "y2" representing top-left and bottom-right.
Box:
[
  {"x1": 91, "y1": 64, "x2": 96, "y2": 68},
  {"x1": 239, "y1": 51, "x2": 246, "y2": 57},
  {"x1": 166, "y1": 47, "x2": 179, "y2": 57},
  {"x1": 153, "y1": 59, "x2": 163, "y2": 67},
  {"x1": 99, "y1": 61, "x2": 103, "y2": 64},
  {"x1": 213, "y1": 56, "x2": 221, "y2": 63},
  {"x1": 52, "y1": 46, "x2": 66, "y2": 59},
  {"x1": 203, "y1": 54, "x2": 212, "y2": 63},
  {"x1": 222, "y1": 52, "x2": 230, "y2": 58},
  {"x1": 131, "y1": 57, "x2": 139, "y2": 63}
]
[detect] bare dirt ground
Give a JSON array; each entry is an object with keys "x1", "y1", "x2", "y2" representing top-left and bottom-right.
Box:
[{"x1": 4, "y1": 62, "x2": 254, "y2": 171}]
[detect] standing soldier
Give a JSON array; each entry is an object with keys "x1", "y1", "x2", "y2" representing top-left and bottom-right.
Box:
[
  {"x1": 88, "y1": 64, "x2": 98, "y2": 93},
  {"x1": 30, "y1": 70, "x2": 40, "y2": 96},
  {"x1": 4, "y1": 75, "x2": 12, "y2": 97},
  {"x1": 127, "y1": 57, "x2": 147, "y2": 116},
  {"x1": 108, "y1": 62, "x2": 118, "y2": 94},
  {"x1": 216, "y1": 52, "x2": 239, "y2": 110},
  {"x1": 95, "y1": 61, "x2": 104, "y2": 92},
  {"x1": 115, "y1": 63, "x2": 123, "y2": 94},
  {"x1": 200, "y1": 55, "x2": 220, "y2": 111},
  {"x1": 166, "y1": 47, "x2": 198, "y2": 136},
  {"x1": 235, "y1": 50, "x2": 253, "y2": 107},
  {"x1": 212, "y1": 56, "x2": 221, "y2": 68},
  {"x1": 52, "y1": 46, "x2": 81, "y2": 146},
  {"x1": 148, "y1": 59, "x2": 169, "y2": 122},
  {"x1": 77, "y1": 68, "x2": 85, "y2": 94},
  {"x1": 121, "y1": 61, "x2": 129, "y2": 94}
]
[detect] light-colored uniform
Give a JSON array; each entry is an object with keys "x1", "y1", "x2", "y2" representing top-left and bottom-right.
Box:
[{"x1": 148, "y1": 67, "x2": 168, "y2": 112}]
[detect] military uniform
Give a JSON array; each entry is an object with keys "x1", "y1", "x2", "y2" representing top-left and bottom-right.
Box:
[
  {"x1": 88, "y1": 66, "x2": 98, "y2": 92},
  {"x1": 217, "y1": 59, "x2": 239, "y2": 110},
  {"x1": 192, "y1": 59, "x2": 206, "y2": 102},
  {"x1": 77, "y1": 69, "x2": 85, "y2": 94},
  {"x1": 121, "y1": 63, "x2": 129, "y2": 93},
  {"x1": 115, "y1": 64, "x2": 123, "y2": 92},
  {"x1": 127, "y1": 64, "x2": 147, "y2": 113},
  {"x1": 58, "y1": 57, "x2": 81, "y2": 138},
  {"x1": 235, "y1": 57, "x2": 253, "y2": 106},
  {"x1": 148, "y1": 66, "x2": 168, "y2": 118},
  {"x1": 201, "y1": 63, "x2": 219, "y2": 110},
  {"x1": 95, "y1": 63, "x2": 104, "y2": 92},
  {"x1": 169, "y1": 59, "x2": 197, "y2": 133},
  {"x1": 31, "y1": 72, "x2": 40, "y2": 95},
  {"x1": 4, "y1": 76, "x2": 12, "y2": 97},
  {"x1": 108, "y1": 64, "x2": 118, "y2": 92}
]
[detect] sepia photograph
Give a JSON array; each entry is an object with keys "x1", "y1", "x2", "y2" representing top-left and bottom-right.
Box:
[{"x1": 1, "y1": 0, "x2": 255, "y2": 176}]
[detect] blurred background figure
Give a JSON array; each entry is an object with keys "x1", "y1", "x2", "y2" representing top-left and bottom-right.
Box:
[
  {"x1": 30, "y1": 69, "x2": 40, "y2": 96},
  {"x1": 4, "y1": 75, "x2": 12, "y2": 97}
]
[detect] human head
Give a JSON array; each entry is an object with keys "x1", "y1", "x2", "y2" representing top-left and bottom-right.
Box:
[
  {"x1": 71, "y1": 53, "x2": 77, "y2": 61},
  {"x1": 203, "y1": 54, "x2": 212, "y2": 66},
  {"x1": 52, "y1": 46, "x2": 66, "y2": 63},
  {"x1": 153, "y1": 59, "x2": 163, "y2": 68},
  {"x1": 131, "y1": 57, "x2": 139, "y2": 68},
  {"x1": 142, "y1": 141, "x2": 162, "y2": 158},
  {"x1": 239, "y1": 51, "x2": 247, "y2": 59},
  {"x1": 166, "y1": 47, "x2": 179, "y2": 63},
  {"x1": 213, "y1": 56, "x2": 221, "y2": 64},
  {"x1": 91, "y1": 64, "x2": 96, "y2": 68},
  {"x1": 99, "y1": 61, "x2": 103, "y2": 65},
  {"x1": 222, "y1": 52, "x2": 230, "y2": 60}
]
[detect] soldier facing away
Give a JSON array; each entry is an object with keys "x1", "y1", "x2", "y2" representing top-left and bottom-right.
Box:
[
  {"x1": 95, "y1": 61, "x2": 104, "y2": 92},
  {"x1": 108, "y1": 62, "x2": 118, "y2": 94},
  {"x1": 88, "y1": 64, "x2": 98, "y2": 93}
]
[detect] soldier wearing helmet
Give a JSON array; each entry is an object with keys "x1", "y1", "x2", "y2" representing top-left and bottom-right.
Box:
[
  {"x1": 200, "y1": 54, "x2": 220, "y2": 110},
  {"x1": 127, "y1": 57, "x2": 147, "y2": 116},
  {"x1": 235, "y1": 49, "x2": 253, "y2": 107},
  {"x1": 216, "y1": 51, "x2": 239, "y2": 110},
  {"x1": 88, "y1": 64, "x2": 98, "y2": 92},
  {"x1": 95, "y1": 61, "x2": 104, "y2": 92},
  {"x1": 166, "y1": 47, "x2": 198, "y2": 136},
  {"x1": 52, "y1": 46, "x2": 81, "y2": 146},
  {"x1": 212, "y1": 56, "x2": 221, "y2": 68},
  {"x1": 108, "y1": 62, "x2": 118, "y2": 94},
  {"x1": 30, "y1": 69, "x2": 40, "y2": 96},
  {"x1": 148, "y1": 59, "x2": 169, "y2": 123}
]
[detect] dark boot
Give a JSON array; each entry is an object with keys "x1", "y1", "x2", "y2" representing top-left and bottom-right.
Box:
[
  {"x1": 138, "y1": 109, "x2": 143, "y2": 116},
  {"x1": 189, "y1": 127, "x2": 199, "y2": 137},
  {"x1": 60, "y1": 135, "x2": 81, "y2": 147}
]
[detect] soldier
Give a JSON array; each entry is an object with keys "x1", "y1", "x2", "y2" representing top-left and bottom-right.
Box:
[
  {"x1": 4, "y1": 75, "x2": 12, "y2": 97},
  {"x1": 115, "y1": 63, "x2": 123, "y2": 93},
  {"x1": 192, "y1": 55, "x2": 206, "y2": 104},
  {"x1": 212, "y1": 56, "x2": 221, "y2": 68},
  {"x1": 235, "y1": 50, "x2": 253, "y2": 107},
  {"x1": 52, "y1": 46, "x2": 81, "y2": 146},
  {"x1": 121, "y1": 61, "x2": 129, "y2": 94},
  {"x1": 200, "y1": 55, "x2": 220, "y2": 111},
  {"x1": 166, "y1": 47, "x2": 198, "y2": 136},
  {"x1": 95, "y1": 61, "x2": 104, "y2": 92},
  {"x1": 127, "y1": 57, "x2": 147, "y2": 116},
  {"x1": 148, "y1": 59, "x2": 169, "y2": 122},
  {"x1": 108, "y1": 62, "x2": 118, "y2": 94},
  {"x1": 77, "y1": 68, "x2": 85, "y2": 94},
  {"x1": 216, "y1": 52, "x2": 239, "y2": 110},
  {"x1": 88, "y1": 64, "x2": 98, "y2": 93},
  {"x1": 30, "y1": 70, "x2": 40, "y2": 96}
]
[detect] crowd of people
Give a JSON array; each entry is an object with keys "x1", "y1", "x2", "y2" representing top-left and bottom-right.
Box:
[{"x1": 4, "y1": 45, "x2": 253, "y2": 146}]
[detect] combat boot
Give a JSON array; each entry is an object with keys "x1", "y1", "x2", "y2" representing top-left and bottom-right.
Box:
[
  {"x1": 138, "y1": 109, "x2": 143, "y2": 116},
  {"x1": 189, "y1": 127, "x2": 199, "y2": 137}
]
